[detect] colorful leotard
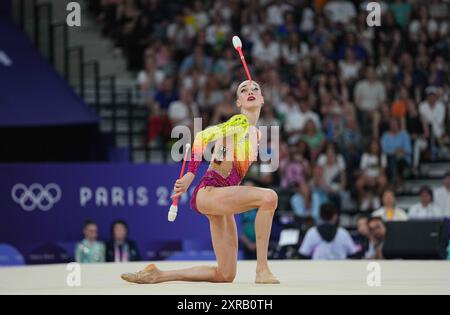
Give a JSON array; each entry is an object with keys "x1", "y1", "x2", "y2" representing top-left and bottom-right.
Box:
[{"x1": 188, "y1": 114, "x2": 259, "y2": 213}]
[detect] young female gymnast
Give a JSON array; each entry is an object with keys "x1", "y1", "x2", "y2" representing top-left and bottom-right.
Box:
[{"x1": 121, "y1": 80, "x2": 279, "y2": 284}]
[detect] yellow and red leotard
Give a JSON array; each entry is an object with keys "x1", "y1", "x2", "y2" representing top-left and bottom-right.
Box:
[{"x1": 188, "y1": 114, "x2": 258, "y2": 213}]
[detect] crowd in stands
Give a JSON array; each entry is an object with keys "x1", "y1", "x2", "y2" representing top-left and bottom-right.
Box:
[{"x1": 86, "y1": 0, "x2": 450, "y2": 260}]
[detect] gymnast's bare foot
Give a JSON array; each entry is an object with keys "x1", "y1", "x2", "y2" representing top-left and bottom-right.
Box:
[
  {"x1": 255, "y1": 269, "x2": 280, "y2": 284},
  {"x1": 121, "y1": 264, "x2": 161, "y2": 284}
]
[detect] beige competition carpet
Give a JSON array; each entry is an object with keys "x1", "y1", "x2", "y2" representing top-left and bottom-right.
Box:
[{"x1": 0, "y1": 260, "x2": 449, "y2": 295}]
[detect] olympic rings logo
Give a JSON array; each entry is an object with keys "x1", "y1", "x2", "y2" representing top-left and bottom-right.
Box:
[{"x1": 11, "y1": 183, "x2": 62, "y2": 211}]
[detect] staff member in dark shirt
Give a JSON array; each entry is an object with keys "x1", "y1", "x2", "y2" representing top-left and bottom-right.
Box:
[{"x1": 106, "y1": 220, "x2": 141, "y2": 262}]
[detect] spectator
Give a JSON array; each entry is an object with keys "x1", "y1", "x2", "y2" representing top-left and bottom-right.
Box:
[
  {"x1": 266, "y1": 0, "x2": 293, "y2": 27},
  {"x1": 75, "y1": 220, "x2": 105, "y2": 263},
  {"x1": 403, "y1": 95, "x2": 429, "y2": 172},
  {"x1": 381, "y1": 118, "x2": 412, "y2": 189},
  {"x1": 168, "y1": 88, "x2": 199, "y2": 129},
  {"x1": 180, "y1": 46, "x2": 212, "y2": 75},
  {"x1": 136, "y1": 56, "x2": 165, "y2": 105},
  {"x1": 281, "y1": 32, "x2": 309, "y2": 67},
  {"x1": 251, "y1": 30, "x2": 280, "y2": 66},
  {"x1": 409, "y1": 186, "x2": 443, "y2": 219},
  {"x1": 106, "y1": 220, "x2": 141, "y2": 262},
  {"x1": 389, "y1": 0, "x2": 412, "y2": 29},
  {"x1": 355, "y1": 215, "x2": 370, "y2": 256},
  {"x1": 300, "y1": 120, "x2": 326, "y2": 159},
  {"x1": 372, "y1": 189, "x2": 408, "y2": 221},
  {"x1": 280, "y1": 140, "x2": 311, "y2": 188},
  {"x1": 434, "y1": 173, "x2": 450, "y2": 218},
  {"x1": 419, "y1": 86, "x2": 447, "y2": 147},
  {"x1": 356, "y1": 140, "x2": 388, "y2": 211},
  {"x1": 299, "y1": 203, "x2": 359, "y2": 260},
  {"x1": 290, "y1": 180, "x2": 326, "y2": 223},
  {"x1": 366, "y1": 216, "x2": 386, "y2": 259},
  {"x1": 354, "y1": 67, "x2": 386, "y2": 135},
  {"x1": 317, "y1": 142, "x2": 347, "y2": 210},
  {"x1": 324, "y1": 0, "x2": 357, "y2": 26}
]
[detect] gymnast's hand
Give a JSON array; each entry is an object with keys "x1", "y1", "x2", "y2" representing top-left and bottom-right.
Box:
[{"x1": 172, "y1": 172, "x2": 195, "y2": 199}]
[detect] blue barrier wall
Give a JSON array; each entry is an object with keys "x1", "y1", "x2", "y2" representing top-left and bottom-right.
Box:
[{"x1": 0, "y1": 163, "x2": 227, "y2": 264}]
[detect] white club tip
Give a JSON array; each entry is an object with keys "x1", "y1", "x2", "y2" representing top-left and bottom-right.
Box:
[
  {"x1": 186, "y1": 143, "x2": 191, "y2": 150},
  {"x1": 232, "y1": 36, "x2": 242, "y2": 50},
  {"x1": 168, "y1": 205, "x2": 178, "y2": 222}
]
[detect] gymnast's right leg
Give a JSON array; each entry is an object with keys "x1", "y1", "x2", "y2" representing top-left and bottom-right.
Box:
[{"x1": 121, "y1": 214, "x2": 238, "y2": 284}]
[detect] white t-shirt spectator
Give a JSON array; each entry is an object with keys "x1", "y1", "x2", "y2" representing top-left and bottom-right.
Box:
[
  {"x1": 339, "y1": 60, "x2": 361, "y2": 81},
  {"x1": 317, "y1": 154, "x2": 346, "y2": 192},
  {"x1": 300, "y1": 7, "x2": 315, "y2": 32},
  {"x1": 136, "y1": 70, "x2": 165, "y2": 88},
  {"x1": 251, "y1": 40, "x2": 280, "y2": 65},
  {"x1": 168, "y1": 101, "x2": 199, "y2": 126},
  {"x1": 299, "y1": 226, "x2": 358, "y2": 260},
  {"x1": 281, "y1": 42, "x2": 309, "y2": 65},
  {"x1": 409, "y1": 19, "x2": 439, "y2": 36},
  {"x1": 266, "y1": 3, "x2": 293, "y2": 26},
  {"x1": 276, "y1": 101, "x2": 299, "y2": 118},
  {"x1": 167, "y1": 23, "x2": 195, "y2": 49},
  {"x1": 419, "y1": 100, "x2": 446, "y2": 138},
  {"x1": 354, "y1": 79, "x2": 386, "y2": 112},
  {"x1": 372, "y1": 207, "x2": 408, "y2": 221},
  {"x1": 284, "y1": 110, "x2": 321, "y2": 133},
  {"x1": 433, "y1": 186, "x2": 450, "y2": 217},
  {"x1": 409, "y1": 202, "x2": 443, "y2": 219},
  {"x1": 324, "y1": 0, "x2": 356, "y2": 24},
  {"x1": 360, "y1": 153, "x2": 387, "y2": 178},
  {"x1": 205, "y1": 23, "x2": 231, "y2": 46}
]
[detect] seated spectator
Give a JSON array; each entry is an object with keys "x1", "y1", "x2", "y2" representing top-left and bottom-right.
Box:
[
  {"x1": 355, "y1": 215, "x2": 370, "y2": 256},
  {"x1": 403, "y1": 96, "x2": 429, "y2": 172},
  {"x1": 433, "y1": 173, "x2": 450, "y2": 218},
  {"x1": 280, "y1": 143, "x2": 310, "y2": 189},
  {"x1": 299, "y1": 203, "x2": 359, "y2": 260},
  {"x1": 153, "y1": 77, "x2": 179, "y2": 111},
  {"x1": 372, "y1": 189, "x2": 408, "y2": 221},
  {"x1": 324, "y1": 0, "x2": 357, "y2": 26},
  {"x1": 419, "y1": 86, "x2": 447, "y2": 149},
  {"x1": 281, "y1": 32, "x2": 309, "y2": 67},
  {"x1": 338, "y1": 48, "x2": 361, "y2": 83},
  {"x1": 356, "y1": 140, "x2": 388, "y2": 211},
  {"x1": 409, "y1": 186, "x2": 443, "y2": 219},
  {"x1": 354, "y1": 67, "x2": 386, "y2": 136},
  {"x1": 365, "y1": 216, "x2": 386, "y2": 259},
  {"x1": 205, "y1": 14, "x2": 231, "y2": 51},
  {"x1": 106, "y1": 220, "x2": 141, "y2": 262},
  {"x1": 381, "y1": 118, "x2": 412, "y2": 190},
  {"x1": 290, "y1": 181, "x2": 326, "y2": 223},
  {"x1": 179, "y1": 46, "x2": 212, "y2": 75},
  {"x1": 136, "y1": 57, "x2": 165, "y2": 105},
  {"x1": 75, "y1": 220, "x2": 105, "y2": 263},
  {"x1": 276, "y1": 92, "x2": 299, "y2": 124},
  {"x1": 300, "y1": 120, "x2": 326, "y2": 160},
  {"x1": 168, "y1": 88, "x2": 199, "y2": 130},
  {"x1": 317, "y1": 142, "x2": 347, "y2": 211},
  {"x1": 251, "y1": 30, "x2": 280, "y2": 66}
]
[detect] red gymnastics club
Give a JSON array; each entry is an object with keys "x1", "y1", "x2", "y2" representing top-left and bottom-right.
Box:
[
  {"x1": 232, "y1": 36, "x2": 252, "y2": 83},
  {"x1": 168, "y1": 143, "x2": 191, "y2": 222}
]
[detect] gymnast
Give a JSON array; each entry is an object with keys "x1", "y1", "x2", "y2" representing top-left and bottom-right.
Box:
[{"x1": 121, "y1": 80, "x2": 279, "y2": 284}]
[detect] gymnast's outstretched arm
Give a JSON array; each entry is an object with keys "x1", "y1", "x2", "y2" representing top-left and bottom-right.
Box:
[{"x1": 172, "y1": 114, "x2": 250, "y2": 198}]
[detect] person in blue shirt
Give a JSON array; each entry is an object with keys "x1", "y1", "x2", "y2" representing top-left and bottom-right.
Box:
[{"x1": 381, "y1": 118, "x2": 412, "y2": 190}]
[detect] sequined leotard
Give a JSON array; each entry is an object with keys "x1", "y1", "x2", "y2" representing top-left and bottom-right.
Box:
[{"x1": 188, "y1": 114, "x2": 259, "y2": 213}]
